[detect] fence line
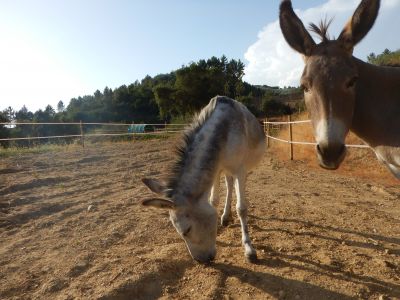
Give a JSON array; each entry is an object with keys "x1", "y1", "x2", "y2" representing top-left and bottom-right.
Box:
[
  {"x1": 266, "y1": 134, "x2": 317, "y2": 145},
  {"x1": 264, "y1": 119, "x2": 311, "y2": 125},
  {"x1": 0, "y1": 134, "x2": 82, "y2": 141},
  {"x1": 0, "y1": 131, "x2": 183, "y2": 142},
  {"x1": 265, "y1": 133, "x2": 369, "y2": 148},
  {"x1": 264, "y1": 118, "x2": 370, "y2": 160},
  {"x1": 1, "y1": 119, "x2": 370, "y2": 152},
  {"x1": 0, "y1": 122, "x2": 187, "y2": 144},
  {"x1": 0, "y1": 122, "x2": 188, "y2": 126}
]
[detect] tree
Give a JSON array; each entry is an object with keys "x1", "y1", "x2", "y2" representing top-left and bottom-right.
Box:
[
  {"x1": 383, "y1": 48, "x2": 391, "y2": 55},
  {"x1": 367, "y1": 48, "x2": 400, "y2": 67},
  {"x1": 8, "y1": 106, "x2": 35, "y2": 142},
  {"x1": 262, "y1": 98, "x2": 292, "y2": 117},
  {"x1": 174, "y1": 62, "x2": 225, "y2": 115},
  {"x1": 224, "y1": 59, "x2": 245, "y2": 98},
  {"x1": 57, "y1": 100, "x2": 65, "y2": 112},
  {"x1": 0, "y1": 110, "x2": 10, "y2": 123},
  {"x1": 153, "y1": 85, "x2": 177, "y2": 119},
  {"x1": 44, "y1": 105, "x2": 56, "y2": 119},
  {"x1": 237, "y1": 96, "x2": 262, "y2": 117},
  {"x1": 112, "y1": 85, "x2": 132, "y2": 122},
  {"x1": 15, "y1": 105, "x2": 33, "y2": 121},
  {"x1": 4, "y1": 106, "x2": 15, "y2": 122},
  {"x1": 0, "y1": 110, "x2": 10, "y2": 144},
  {"x1": 367, "y1": 52, "x2": 376, "y2": 62}
]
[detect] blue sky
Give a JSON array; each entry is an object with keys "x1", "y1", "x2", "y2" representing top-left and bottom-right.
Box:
[{"x1": 1, "y1": 0, "x2": 399, "y2": 112}]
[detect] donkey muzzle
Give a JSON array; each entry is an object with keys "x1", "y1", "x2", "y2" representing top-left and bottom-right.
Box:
[{"x1": 316, "y1": 143, "x2": 346, "y2": 170}]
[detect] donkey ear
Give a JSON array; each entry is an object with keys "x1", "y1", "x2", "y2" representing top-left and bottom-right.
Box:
[
  {"x1": 142, "y1": 178, "x2": 167, "y2": 195},
  {"x1": 338, "y1": 0, "x2": 380, "y2": 52},
  {"x1": 141, "y1": 198, "x2": 176, "y2": 210},
  {"x1": 279, "y1": 0, "x2": 316, "y2": 56}
]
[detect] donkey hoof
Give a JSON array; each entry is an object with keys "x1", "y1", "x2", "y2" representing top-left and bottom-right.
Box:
[{"x1": 245, "y1": 252, "x2": 258, "y2": 263}]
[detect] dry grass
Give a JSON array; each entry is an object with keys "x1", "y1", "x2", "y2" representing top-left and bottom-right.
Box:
[
  {"x1": 267, "y1": 113, "x2": 398, "y2": 186},
  {"x1": 0, "y1": 134, "x2": 170, "y2": 158}
]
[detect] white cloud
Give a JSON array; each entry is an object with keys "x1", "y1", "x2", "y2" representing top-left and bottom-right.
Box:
[{"x1": 244, "y1": 0, "x2": 400, "y2": 87}]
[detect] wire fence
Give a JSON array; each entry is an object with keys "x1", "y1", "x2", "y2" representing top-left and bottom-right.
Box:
[
  {"x1": 264, "y1": 116, "x2": 370, "y2": 160},
  {"x1": 0, "y1": 122, "x2": 188, "y2": 145},
  {"x1": 1, "y1": 118, "x2": 370, "y2": 157}
]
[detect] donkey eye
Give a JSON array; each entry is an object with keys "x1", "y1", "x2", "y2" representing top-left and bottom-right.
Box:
[
  {"x1": 346, "y1": 76, "x2": 358, "y2": 88},
  {"x1": 301, "y1": 84, "x2": 309, "y2": 93},
  {"x1": 183, "y1": 227, "x2": 191, "y2": 236}
]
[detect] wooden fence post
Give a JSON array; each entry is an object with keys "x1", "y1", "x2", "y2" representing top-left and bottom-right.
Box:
[
  {"x1": 265, "y1": 118, "x2": 269, "y2": 148},
  {"x1": 80, "y1": 121, "x2": 85, "y2": 148},
  {"x1": 288, "y1": 115, "x2": 293, "y2": 160}
]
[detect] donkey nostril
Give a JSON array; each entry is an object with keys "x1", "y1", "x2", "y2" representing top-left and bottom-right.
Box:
[
  {"x1": 332, "y1": 144, "x2": 345, "y2": 156},
  {"x1": 317, "y1": 144, "x2": 323, "y2": 154},
  {"x1": 208, "y1": 253, "x2": 215, "y2": 261},
  {"x1": 340, "y1": 144, "x2": 346, "y2": 154}
]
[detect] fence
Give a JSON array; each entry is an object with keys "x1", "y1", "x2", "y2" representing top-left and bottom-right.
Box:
[
  {"x1": 264, "y1": 116, "x2": 369, "y2": 160},
  {"x1": 0, "y1": 122, "x2": 188, "y2": 147},
  {"x1": 1, "y1": 118, "x2": 370, "y2": 156}
]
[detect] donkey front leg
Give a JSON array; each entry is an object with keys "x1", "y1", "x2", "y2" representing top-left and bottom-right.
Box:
[
  {"x1": 221, "y1": 175, "x2": 233, "y2": 226},
  {"x1": 209, "y1": 173, "x2": 220, "y2": 207},
  {"x1": 234, "y1": 173, "x2": 257, "y2": 262}
]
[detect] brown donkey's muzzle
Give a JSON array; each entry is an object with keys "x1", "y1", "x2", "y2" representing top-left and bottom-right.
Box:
[{"x1": 316, "y1": 143, "x2": 346, "y2": 170}]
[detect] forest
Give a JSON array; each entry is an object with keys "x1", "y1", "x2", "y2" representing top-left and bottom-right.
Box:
[
  {"x1": 367, "y1": 48, "x2": 400, "y2": 67},
  {"x1": 1, "y1": 48, "x2": 398, "y2": 145},
  {"x1": 0, "y1": 55, "x2": 298, "y2": 145}
]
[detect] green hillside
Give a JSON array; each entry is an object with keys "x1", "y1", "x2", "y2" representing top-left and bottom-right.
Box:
[
  {"x1": 367, "y1": 49, "x2": 400, "y2": 67},
  {"x1": 1, "y1": 56, "x2": 297, "y2": 146}
]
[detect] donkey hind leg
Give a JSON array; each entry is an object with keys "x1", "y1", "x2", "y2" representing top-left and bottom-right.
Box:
[
  {"x1": 209, "y1": 173, "x2": 221, "y2": 207},
  {"x1": 234, "y1": 173, "x2": 257, "y2": 262},
  {"x1": 221, "y1": 175, "x2": 233, "y2": 226}
]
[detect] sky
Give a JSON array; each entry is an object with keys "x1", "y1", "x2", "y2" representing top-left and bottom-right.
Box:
[{"x1": 1, "y1": 0, "x2": 399, "y2": 112}]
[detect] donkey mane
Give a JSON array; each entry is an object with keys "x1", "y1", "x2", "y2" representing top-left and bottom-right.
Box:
[
  {"x1": 308, "y1": 17, "x2": 334, "y2": 42},
  {"x1": 166, "y1": 97, "x2": 232, "y2": 198}
]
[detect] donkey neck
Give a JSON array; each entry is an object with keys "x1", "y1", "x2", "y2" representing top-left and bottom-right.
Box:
[
  {"x1": 351, "y1": 58, "x2": 400, "y2": 147},
  {"x1": 168, "y1": 108, "x2": 229, "y2": 203}
]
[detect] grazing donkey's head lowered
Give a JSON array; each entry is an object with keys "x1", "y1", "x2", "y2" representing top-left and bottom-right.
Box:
[
  {"x1": 141, "y1": 177, "x2": 217, "y2": 263},
  {"x1": 140, "y1": 99, "x2": 226, "y2": 263},
  {"x1": 279, "y1": 0, "x2": 380, "y2": 169}
]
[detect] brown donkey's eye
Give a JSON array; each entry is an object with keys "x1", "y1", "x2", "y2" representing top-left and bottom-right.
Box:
[
  {"x1": 301, "y1": 84, "x2": 309, "y2": 93},
  {"x1": 183, "y1": 227, "x2": 191, "y2": 236},
  {"x1": 346, "y1": 76, "x2": 358, "y2": 88}
]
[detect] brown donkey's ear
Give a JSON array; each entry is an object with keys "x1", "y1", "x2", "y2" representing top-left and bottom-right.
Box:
[
  {"x1": 279, "y1": 0, "x2": 316, "y2": 56},
  {"x1": 141, "y1": 198, "x2": 176, "y2": 210},
  {"x1": 338, "y1": 0, "x2": 380, "y2": 52}
]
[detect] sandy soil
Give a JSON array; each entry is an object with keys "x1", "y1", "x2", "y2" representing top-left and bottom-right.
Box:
[{"x1": 0, "y1": 138, "x2": 399, "y2": 300}]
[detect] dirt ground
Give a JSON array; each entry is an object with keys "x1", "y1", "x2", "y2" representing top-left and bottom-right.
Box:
[{"x1": 0, "y1": 137, "x2": 399, "y2": 300}]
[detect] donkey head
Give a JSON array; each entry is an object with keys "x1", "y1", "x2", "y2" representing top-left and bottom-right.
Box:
[
  {"x1": 141, "y1": 178, "x2": 217, "y2": 263},
  {"x1": 279, "y1": 0, "x2": 380, "y2": 169}
]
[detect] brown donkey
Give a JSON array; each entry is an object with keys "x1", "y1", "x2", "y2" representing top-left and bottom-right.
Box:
[{"x1": 279, "y1": 0, "x2": 400, "y2": 178}]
